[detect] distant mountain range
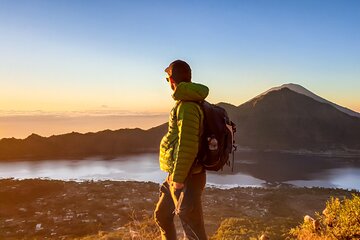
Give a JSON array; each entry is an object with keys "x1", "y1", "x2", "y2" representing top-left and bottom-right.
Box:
[
  {"x1": 223, "y1": 84, "x2": 360, "y2": 151},
  {"x1": 1, "y1": 84, "x2": 359, "y2": 160},
  {"x1": 0, "y1": 124, "x2": 166, "y2": 160}
]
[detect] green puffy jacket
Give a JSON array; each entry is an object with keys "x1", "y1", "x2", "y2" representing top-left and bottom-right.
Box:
[{"x1": 159, "y1": 81, "x2": 209, "y2": 183}]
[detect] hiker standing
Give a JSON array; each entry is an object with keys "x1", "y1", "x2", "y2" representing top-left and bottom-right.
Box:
[{"x1": 154, "y1": 60, "x2": 208, "y2": 240}]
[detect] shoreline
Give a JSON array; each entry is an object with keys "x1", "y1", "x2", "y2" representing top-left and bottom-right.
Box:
[
  {"x1": 1, "y1": 148, "x2": 360, "y2": 162},
  {"x1": 2, "y1": 177, "x2": 360, "y2": 192},
  {"x1": 237, "y1": 147, "x2": 360, "y2": 158}
]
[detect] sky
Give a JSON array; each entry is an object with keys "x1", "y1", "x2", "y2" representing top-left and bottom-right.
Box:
[{"x1": 1, "y1": 0, "x2": 360, "y2": 138}]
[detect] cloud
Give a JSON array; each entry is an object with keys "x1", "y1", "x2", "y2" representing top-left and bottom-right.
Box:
[
  {"x1": 0, "y1": 109, "x2": 167, "y2": 118},
  {"x1": 0, "y1": 111, "x2": 168, "y2": 139}
]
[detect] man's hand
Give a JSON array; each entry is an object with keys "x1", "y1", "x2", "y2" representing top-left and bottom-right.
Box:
[{"x1": 172, "y1": 182, "x2": 184, "y2": 190}]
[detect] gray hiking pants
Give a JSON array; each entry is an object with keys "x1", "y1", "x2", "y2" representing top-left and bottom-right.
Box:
[{"x1": 154, "y1": 171, "x2": 207, "y2": 240}]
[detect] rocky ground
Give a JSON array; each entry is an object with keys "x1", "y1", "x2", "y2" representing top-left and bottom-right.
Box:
[{"x1": 0, "y1": 179, "x2": 357, "y2": 239}]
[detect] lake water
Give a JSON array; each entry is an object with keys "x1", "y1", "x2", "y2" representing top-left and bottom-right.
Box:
[{"x1": 0, "y1": 152, "x2": 359, "y2": 190}]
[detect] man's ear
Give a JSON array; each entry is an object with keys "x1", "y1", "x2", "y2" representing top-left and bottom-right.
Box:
[
  {"x1": 169, "y1": 77, "x2": 176, "y2": 90},
  {"x1": 170, "y1": 78, "x2": 177, "y2": 86}
]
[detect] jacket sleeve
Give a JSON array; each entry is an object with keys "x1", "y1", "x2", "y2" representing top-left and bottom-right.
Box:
[{"x1": 171, "y1": 102, "x2": 201, "y2": 183}]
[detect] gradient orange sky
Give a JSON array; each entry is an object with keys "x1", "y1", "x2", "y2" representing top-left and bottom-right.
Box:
[{"x1": 1, "y1": 1, "x2": 360, "y2": 139}]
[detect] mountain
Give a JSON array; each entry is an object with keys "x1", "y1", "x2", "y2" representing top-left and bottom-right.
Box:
[
  {"x1": 0, "y1": 124, "x2": 167, "y2": 160},
  {"x1": 230, "y1": 87, "x2": 360, "y2": 151},
  {"x1": 216, "y1": 84, "x2": 360, "y2": 151},
  {"x1": 251, "y1": 83, "x2": 360, "y2": 118},
  {"x1": 0, "y1": 84, "x2": 359, "y2": 160}
]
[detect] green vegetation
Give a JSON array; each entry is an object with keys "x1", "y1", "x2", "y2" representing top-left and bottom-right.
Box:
[
  {"x1": 77, "y1": 214, "x2": 160, "y2": 240},
  {"x1": 210, "y1": 216, "x2": 294, "y2": 240},
  {"x1": 210, "y1": 217, "x2": 264, "y2": 240},
  {"x1": 290, "y1": 194, "x2": 360, "y2": 240}
]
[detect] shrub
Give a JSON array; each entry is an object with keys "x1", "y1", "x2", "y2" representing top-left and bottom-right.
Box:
[
  {"x1": 290, "y1": 194, "x2": 360, "y2": 240},
  {"x1": 210, "y1": 217, "x2": 270, "y2": 240}
]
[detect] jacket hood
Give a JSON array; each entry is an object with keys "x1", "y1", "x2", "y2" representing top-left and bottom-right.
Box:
[{"x1": 172, "y1": 82, "x2": 209, "y2": 101}]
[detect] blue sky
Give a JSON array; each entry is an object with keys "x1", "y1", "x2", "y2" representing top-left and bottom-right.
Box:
[{"x1": 1, "y1": 0, "x2": 360, "y2": 116}]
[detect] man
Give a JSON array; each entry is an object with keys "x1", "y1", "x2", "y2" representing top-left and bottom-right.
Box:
[{"x1": 154, "y1": 60, "x2": 209, "y2": 240}]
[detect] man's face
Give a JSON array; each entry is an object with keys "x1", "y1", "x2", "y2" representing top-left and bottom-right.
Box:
[{"x1": 166, "y1": 72, "x2": 176, "y2": 91}]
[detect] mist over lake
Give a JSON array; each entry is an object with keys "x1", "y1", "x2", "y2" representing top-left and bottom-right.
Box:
[{"x1": 1, "y1": 152, "x2": 359, "y2": 190}]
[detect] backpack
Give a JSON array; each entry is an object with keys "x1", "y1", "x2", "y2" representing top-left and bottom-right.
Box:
[{"x1": 195, "y1": 101, "x2": 237, "y2": 171}]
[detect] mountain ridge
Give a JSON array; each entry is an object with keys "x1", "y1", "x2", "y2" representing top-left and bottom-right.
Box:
[
  {"x1": 248, "y1": 83, "x2": 360, "y2": 118},
  {"x1": 233, "y1": 87, "x2": 360, "y2": 150},
  {"x1": 1, "y1": 84, "x2": 359, "y2": 160}
]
